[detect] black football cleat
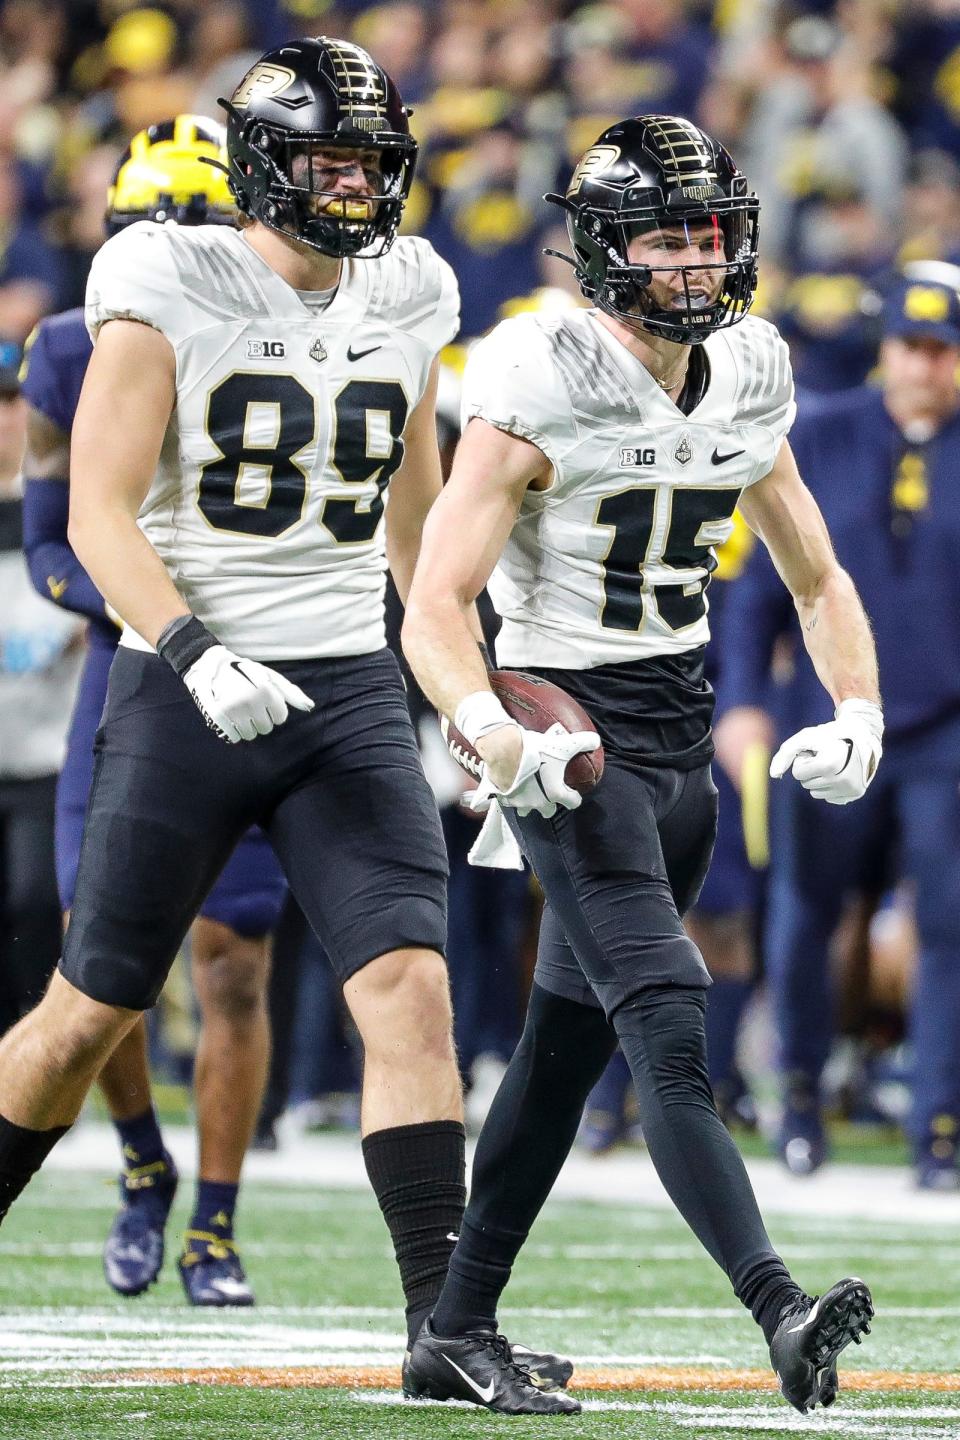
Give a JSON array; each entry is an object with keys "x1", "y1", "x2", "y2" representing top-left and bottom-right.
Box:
[
  {"x1": 103, "y1": 1150, "x2": 178, "y2": 1297},
  {"x1": 769, "y1": 1277, "x2": 874, "y2": 1413},
  {"x1": 403, "y1": 1321, "x2": 581, "y2": 1414},
  {"x1": 178, "y1": 1230, "x2": 255, "y2": 1306},
  {"x1": 510, "y1": 1341, "x2": 574, "y2": 1390}
]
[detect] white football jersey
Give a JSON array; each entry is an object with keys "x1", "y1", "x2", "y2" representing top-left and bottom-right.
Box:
[
  {"x1": 85, "y1": 223, "x2": 459, "y2": 659},
  {"x1": 462, "y1": 309, "x2": 795, "y2": 668}
]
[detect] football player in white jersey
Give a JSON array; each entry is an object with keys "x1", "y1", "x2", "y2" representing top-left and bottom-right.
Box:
[
  {"x1": 403, "y1": 117, "x2": 882, "y2": 1414},
  {"x1": 0, "y1": 38, "x2": 567, "y2": 1379}
]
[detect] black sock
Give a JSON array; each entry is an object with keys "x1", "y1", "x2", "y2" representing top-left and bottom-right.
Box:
[
  {"x1": 742, "y1": 1260, "x2": 810, "y2": 1345},
  {"x1": 362, "y1": 1120, "x2": 466, "y2": 1346},
  {"x1": 612, "y1": 986, "x2": 804, "y2": 1342},
  {"x1": 115, "y1": 1106, "x2": 165, "y2": 1171},
  {"x1": 431, "y1": 985, "x2": 616, "y2": 1338},
  {"x1": 0, "y1": 1112, "x2": 70, "y2": 1224}
]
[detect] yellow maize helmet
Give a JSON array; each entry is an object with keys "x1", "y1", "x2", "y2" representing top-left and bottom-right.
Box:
[{"x1": 106, "y1": 114, "x2": 235, "y2": 235}]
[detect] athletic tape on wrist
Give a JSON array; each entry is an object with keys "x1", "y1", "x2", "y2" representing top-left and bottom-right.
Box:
[
  {"x1": 454, "y1": 690, "x2": 517, "y2": 748},
  {"x1": 156, "y1": 614, "x2": 219, "y2": 678},
  {"x1": 835, "y1": 698, "x2": 884, "y2": 738}
]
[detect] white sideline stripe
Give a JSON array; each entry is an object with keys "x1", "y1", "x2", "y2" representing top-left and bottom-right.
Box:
[
  {"x1": 42, "y1": 1123, "x2": 960, "y2": 1224},
  {"x1": 2, "y1": 1303, "x2": 958, "y2": 1321},
  {"x1": 26, "y1": 1179, "x2": 951, "y2": 1239},
  {"x1": 5, "y1": 1239, "x2": 960, "y2": 1264}
]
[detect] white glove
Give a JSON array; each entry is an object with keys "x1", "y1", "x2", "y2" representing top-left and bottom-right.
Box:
[
  {"x1": 469, "y1": 722, "x2": 601, "y2": 820},
  {"x1": 769, "y1": 699, "x2": 883, "y2": 805},
  {"x1": 183, "y1": 645, "x2": 314, "y2": 743}
]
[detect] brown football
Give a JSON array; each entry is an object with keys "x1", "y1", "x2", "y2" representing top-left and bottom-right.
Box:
[{"x1": 443, "y1": 670, "x2": 604, "y2": 796}]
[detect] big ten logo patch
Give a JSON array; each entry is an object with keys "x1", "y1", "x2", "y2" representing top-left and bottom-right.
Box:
[
  {"x1": 620, "y1": 445, "x2": 656, "y2": 467},
  {"x1": 247, "y1": 340, "x2": 286, "y2": 359}
]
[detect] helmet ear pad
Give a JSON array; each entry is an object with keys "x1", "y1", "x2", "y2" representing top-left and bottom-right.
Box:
[
  {"x1": 220, "y1": 104, "x2": 290, "y2": 229},
  {"x1": 567, "y1": 206, "x2": 654, "y2": 317}
]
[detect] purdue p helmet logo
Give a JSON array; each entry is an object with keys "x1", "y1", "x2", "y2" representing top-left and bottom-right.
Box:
[
  {"x1": 568, "y1": 145, "x2": 620, "y2": 197},
  {"x1": 232, "y1": 63, "x2": 296, "y2": 109}
]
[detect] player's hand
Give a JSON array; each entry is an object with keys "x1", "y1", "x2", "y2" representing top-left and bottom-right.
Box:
[
  {"x1": 475, "y1": 723, "x2": 524, "y2": 793},
  {"x1": 182, "y1": 645, "x2": 314, "y2": 743},
  {"x1": 769, "y1": 699, "x2": 883, "y2": 805},
  {"x1": 472, "y1": 721, "x2": 601, "y2": 819}
]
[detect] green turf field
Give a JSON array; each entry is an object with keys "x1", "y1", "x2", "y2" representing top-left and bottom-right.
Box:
[{"x1": 1, "y1": 1160, "x2": 958, "y2": 1439}]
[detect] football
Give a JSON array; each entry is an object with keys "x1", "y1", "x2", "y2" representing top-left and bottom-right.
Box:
[{"x1": 444, "y1": 670, "x2": 605, "y2": 795}]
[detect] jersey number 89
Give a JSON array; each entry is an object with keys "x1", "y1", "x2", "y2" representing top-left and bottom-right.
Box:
[{"x1": 197, "y1": 373, "x2": 409, "y2": 542}]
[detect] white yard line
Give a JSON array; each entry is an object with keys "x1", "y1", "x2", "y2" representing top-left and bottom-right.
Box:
[{"x1": 353, "y1": 1392, "x2": 960, "y2": 1431}]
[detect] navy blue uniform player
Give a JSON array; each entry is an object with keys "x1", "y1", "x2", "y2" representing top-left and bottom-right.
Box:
[
  {"x1": 20, "y1": 117, "x2": 287, "y2": 1306},
  {"x1": 717, "y1": 270, "x2": 960, "y2": 1190},
  {"x1": 404, "y1": 115, "x2": 879, "y2": 1415},
  {"x1": 688, "y1": 515, "x2": 768, "y2": 1123}
]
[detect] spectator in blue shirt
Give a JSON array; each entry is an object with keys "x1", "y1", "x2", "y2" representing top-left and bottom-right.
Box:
[{"x1": 716, "y1": 270, "x2": 960, "y2": 1191}]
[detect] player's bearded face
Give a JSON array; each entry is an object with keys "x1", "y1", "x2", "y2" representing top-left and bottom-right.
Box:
[
  {"x1": 625, "y1": 219, "x2": 728, "y2": 314},
  {"x1": 288, "y1": 146, "x2": 384, "y2": 222}
]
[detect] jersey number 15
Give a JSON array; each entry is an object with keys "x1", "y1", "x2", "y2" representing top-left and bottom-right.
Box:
[{"x1": 597, "y1": 485, "x2": 741, "y2": 632}]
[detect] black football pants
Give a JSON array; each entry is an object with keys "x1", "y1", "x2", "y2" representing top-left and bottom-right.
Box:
[
  {"x1": 433, "y1": 759, "x2": 797, "y2": 1338},
  {"x1": 0, "y1": 776, "x2": 61, "y2": 1037}
]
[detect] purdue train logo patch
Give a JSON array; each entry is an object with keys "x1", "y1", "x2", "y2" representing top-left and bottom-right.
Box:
[
  {"x1": 309, "y1": 338, "x2": 328, "y2": 364},
  {"x1": 674, "y1": 433, "x2": 693, "y2": 466}
]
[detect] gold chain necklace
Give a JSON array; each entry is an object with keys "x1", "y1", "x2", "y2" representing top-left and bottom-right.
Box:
[{"x1": 652, "y1": 360, "x2": 687, "y2": 392}]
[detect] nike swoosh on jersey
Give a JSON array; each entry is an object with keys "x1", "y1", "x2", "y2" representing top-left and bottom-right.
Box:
[
  {"x1": 711, "y1": 447, "x2": 746, "y2": 465},
  {"x1": 442, "y1": 1353, "x2": 496, "y2": 1403},
  {"x1": 347, "y1": 344, "x2": 382, "y2": 361}
]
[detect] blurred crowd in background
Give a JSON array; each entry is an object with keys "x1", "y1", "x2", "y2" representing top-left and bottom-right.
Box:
[
  {"x1": 0, "y1": 0, "x2": 957, "y2": 1172},
  {"x1": 0, "y1": 0, "x2": 958, "y2": 364}
]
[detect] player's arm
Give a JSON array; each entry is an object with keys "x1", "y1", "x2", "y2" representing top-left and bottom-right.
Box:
[
  {"x1": 403, "y1": 417, "x2": 598, "y2": 815},
  {"x1": 21, "y1": 404, "x2": 114, "y2": 623},
  {"x1": 68, "y1": 318, "x2": 187, "y2": 642},
  {"x1": 69, "y1": 318, "x2": 313, "y2": 742},
  {"x1": 387, "y1": 359, "x2": 452, "y2": 604},
  {"x1": 738, "y1": 438, "x2": 882, "y2": 803}
]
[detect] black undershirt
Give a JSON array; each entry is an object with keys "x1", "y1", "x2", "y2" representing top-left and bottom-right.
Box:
[{"x1": 674, "y1": 345, "x2": 709, "y2": 416}]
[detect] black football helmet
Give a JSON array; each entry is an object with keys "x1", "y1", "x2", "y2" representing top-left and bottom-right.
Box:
[
  {"x1": 546, "y1": 115, "x2": 760, "y2": 344},
  {"x1": 220, "y1": 36, "x2": 417, "y2": 258}
]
